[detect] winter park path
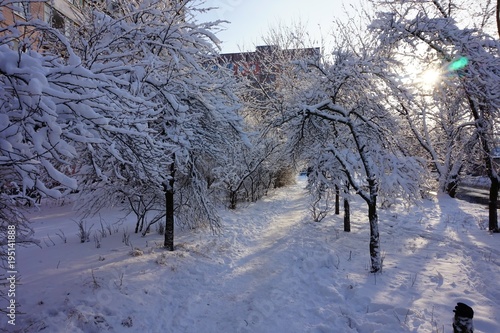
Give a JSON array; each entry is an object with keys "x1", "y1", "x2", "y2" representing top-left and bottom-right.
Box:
[{"x1": 8, "y1": 177, "x2": 500, "y2": 332}]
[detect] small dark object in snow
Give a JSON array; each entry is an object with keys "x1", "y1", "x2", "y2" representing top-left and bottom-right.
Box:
[
  {"x1": 121, "y1": 316, "x2": 133, "y2": 327},
  {"x1": 453, "y1": 302, "x2": 474, "y2": 333}
]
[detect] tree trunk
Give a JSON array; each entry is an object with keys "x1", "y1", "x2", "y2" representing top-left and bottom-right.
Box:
[
  {"x1": 164, "y1": 160, "x2": 175, "y2": 251},
  {"x1": 130, "y1": 197, "x2": 144, "y2": 234},
  {"x1": 497, "y1": 0, "x2": 500, "y2": 39},
  {"x1": 368, "y1": 200, "x2": 381, "y2": 272},
  {"x1": 134, "y1": 216, "x2": 140, "y2": 234},
  {"x1": 467, "y1": 97, "x2": 499, "y2": 232},
  {"x1": 446, "y1": 174, "x2": 459, "y2": 198},
  {"x1": 335, "y1": 185, "x2": 340, "y2": 215},
  {"x1": 229, "y1": 190, "x2": 237, "y2": 210},
  {"x1": 368, "y1": 179, "x2": 381, "y2": 273},
  {"x1": 445, "y1": 162, "x2": 465, "y2": 198},
  {"x1": 489, "y1": 175, "x2": 499, "y2": 232},
  {"x1": 343, "y1": 197, "x2": 350, "y2": 232}
]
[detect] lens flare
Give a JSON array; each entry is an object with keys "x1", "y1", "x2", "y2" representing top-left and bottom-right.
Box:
[{"x1": 448, "y1": 57, "x2": 468, "y2": 71}]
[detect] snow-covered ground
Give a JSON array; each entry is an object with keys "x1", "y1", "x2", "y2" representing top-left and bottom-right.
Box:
[{"x1": 4, "y1": 176, "x2": 500, "y2": 332}]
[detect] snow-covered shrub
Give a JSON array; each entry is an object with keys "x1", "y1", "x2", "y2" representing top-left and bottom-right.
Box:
[
  {"x1": 310, "y1": 188, "x2": 334, "y2": 222},
  {"x1": 122, "y1": 230, "x2": 131, "y2": 246},
  {"x1": 93, "y1": 233, "x2": 101, "y2": 249},
  {"x1": 129, "y1": 247, "x2": 144, "y2": 257},
  {"x1": 75, "y1": 220, "x2": 94, "y2": 243},
  {"x1": 156, "y1": 253, "x2": 168, "y2": 265}
]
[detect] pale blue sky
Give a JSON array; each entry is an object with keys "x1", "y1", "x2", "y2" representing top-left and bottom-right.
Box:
[{"x1": 196, "y1": 0, "x2": 360, "y2": 53}]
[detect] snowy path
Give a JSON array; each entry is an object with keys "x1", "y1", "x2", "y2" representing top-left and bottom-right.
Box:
[
  {"x1": 8, "y1": 177, "x2": 500, "y2": 332},
  {"x1": 161, "y1": 181, "x2": 316, "y2": 332}
]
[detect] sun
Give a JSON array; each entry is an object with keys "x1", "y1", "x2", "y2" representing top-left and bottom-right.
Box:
[
  {"x1": 419, "y1": 68, "x2": 441, "y2": 87},
  {"x1": 398, "y1": 58, "x2": 442, "y2": 90}
]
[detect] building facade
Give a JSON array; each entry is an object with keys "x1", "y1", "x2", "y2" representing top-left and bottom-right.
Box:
[
  {"x1": 1, "y1": 0, "x2": 84, "y2": 34},
  {"x1": 217, "y1": 45, "x2": 321, "y2": 83}
]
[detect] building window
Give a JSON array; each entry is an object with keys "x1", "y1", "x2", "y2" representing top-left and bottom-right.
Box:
[
  {"x1": 44, "y1": 5, "x2": 71, "y2": 36},
  {"x1": 13, "y1": 1, "x2": 30, "y2": 18}
]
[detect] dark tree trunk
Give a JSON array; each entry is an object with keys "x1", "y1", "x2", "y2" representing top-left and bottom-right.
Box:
[
  {"x1": 129, "y1": 197, "x2": 144, "y2": 234},
  {"x1": 497, "y1": 0, "x2": 500, "y2": 39},
  {"x1": 343, "y1": 197, "x2": 350, "y2": 232},
  {"x1": 446, "y1": 175, "x2": 459, "y2": 198},
  {"x1": 368, "y1": 201, "x2": 381, "y2": 272},
  {"x1": 229, "y1": 190, "x2": 237, "y2": 210},
  {"x1": 134, "y1": 216, "x2": 140, "y2": 234},
  {"x1": 139, "y1": 216, "x2": 145, "y2": 233},
  {"x1": 489, "y1": 176, "x2": 499, "y2": 232},
  {"x1": 446, "y1": 163, "x2": 465, "y2": 198},
  {"x1": 343, "y1": 183, "x2": 350, "y2": 232},
  {"x1": 335, "y1": 185, "x2": 340, "y2": 215},
  {"x1": 368, "y1": 179, "x2": 381, "y2": 273},
  {"x1": 467, "y1": 97, "x2": 499, "y2": 231},
  {"x1": 164, "y1": 160, "x2": 176, "y2": 251}
]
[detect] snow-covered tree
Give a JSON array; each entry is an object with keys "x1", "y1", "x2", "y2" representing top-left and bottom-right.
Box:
[
  {"x1": 72, "y1": 0, "x2": 245, "y2": 250},
  {"x1": 214, "y1": 133, "x2": 284, "y2": 209},
  {"x1": 212, "y1": 36, "x2": 311, "y2": 209},
  {"x1": 0, "y1": 0, "x2": 123, "y2": 266},
  {"x1": 370, "y1": 0, "x2": 500, "y2": 232},
  {"x1": 395, "y1": 84, "x2": 474, "y2": 197},
  {"x1": 264, "y1": 22, "x2": 428, "y2": 273}
]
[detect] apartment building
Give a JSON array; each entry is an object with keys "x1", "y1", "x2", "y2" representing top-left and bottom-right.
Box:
[
  {"x1": 1, "y1": 0, "x2": 84, "y2": 35},
  {"x1": 217, "y1": 45, "x2": 321, "y2": 83}
]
